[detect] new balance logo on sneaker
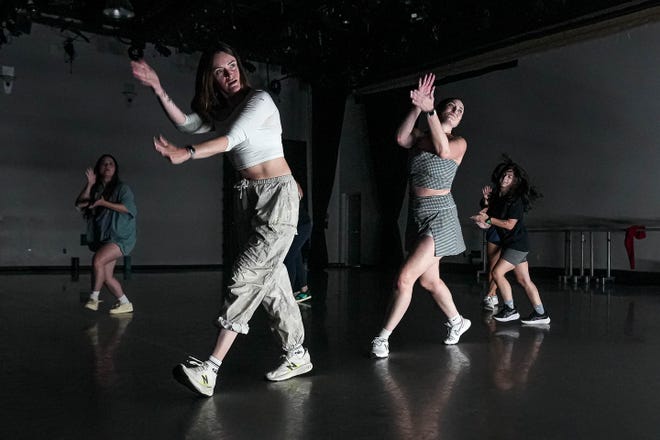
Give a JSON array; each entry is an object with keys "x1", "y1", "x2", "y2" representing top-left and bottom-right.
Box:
[{"x1": 266, "y1": 348, "x2": 313, "y2": 381}]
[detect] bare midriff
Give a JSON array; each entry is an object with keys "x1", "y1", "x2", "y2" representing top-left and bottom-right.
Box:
[
  {"x1": 240, "y1": 157, "x2": 292, "y2": 180},
  {"x1": 412, "y1": 186, "x2": 451, "y2": 197}
]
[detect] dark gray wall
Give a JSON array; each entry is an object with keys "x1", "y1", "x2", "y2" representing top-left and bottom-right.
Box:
[
  {"x1": 329, "y1": 20, "x2": 660, "y2": 272},
  {"x1": 0, "y1": 24, "x2": 310, "y2": 267}
]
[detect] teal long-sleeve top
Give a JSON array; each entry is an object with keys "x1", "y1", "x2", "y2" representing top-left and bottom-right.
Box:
[{"x1": 86, "y1": 182, "x2": 137, "y2": 255}]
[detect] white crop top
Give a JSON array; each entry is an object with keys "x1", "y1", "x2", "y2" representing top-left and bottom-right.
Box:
[{"x1": 176, "y1": 90, "x2": 284, "y2": 170}]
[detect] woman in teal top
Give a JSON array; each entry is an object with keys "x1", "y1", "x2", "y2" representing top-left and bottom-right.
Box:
[{"x1": 75, "y1": 154, "x2": 137, "y2": 315}]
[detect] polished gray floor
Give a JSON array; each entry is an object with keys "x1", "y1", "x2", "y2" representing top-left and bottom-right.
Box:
[{"x1": 2, "y1": 268, "x2": 660, "y2": 439}]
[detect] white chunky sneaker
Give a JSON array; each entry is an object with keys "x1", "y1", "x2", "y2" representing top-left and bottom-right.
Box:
[
  {"x1": 109, "y1": 302, "x2": 133, "y2": 315},
  {"x1": 266, "y1": 348, "x2": 313, "y2": 381},
  {"x1": 482, "y1": 295, "x2": 499, "y2": 311},
  {"x1": 173, "y1": 356, "x2": 217, "y2": 397},
  {"x1": 84, "y1": 299, "x2": 101, "y2": 311},
  {"x1": 444, "y1": 317, "x2": 471, "y2": 345},
  {"x1": 371, "y1": 337, "x2": 389, "y2": 358}
]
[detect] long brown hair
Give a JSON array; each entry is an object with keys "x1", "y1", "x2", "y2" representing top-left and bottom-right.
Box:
[{"x1": 191, "y1": 42, "x2": 252, "y2": 122}]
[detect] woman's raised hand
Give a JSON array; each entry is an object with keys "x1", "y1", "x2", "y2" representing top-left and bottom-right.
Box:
[
  {"x1": 153, "y1": 135, "x2": 189, "y2": 165},
  {"x1": 482, "y1": 185, "x2": 492, "y2": 201},
  {"x1": 410, "y1": 88, "x2": 434, "y2": 112},
  {"x1": 85, "y1": 167, "x2": 96, "y2": 186},
  {"x1": 410, "y1": 73, "x2": 435, "y2": 112},
  {"x1": 417, "y1": 73, "x2": 435, "y2": 97},
  {"x1": 131, "y1": 59, "x2": 162, "y2": 91}
]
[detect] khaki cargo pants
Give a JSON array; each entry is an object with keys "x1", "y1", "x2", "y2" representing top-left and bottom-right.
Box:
[{"x1": 217, "y1": 174, "x2": 305, "y2": 351}]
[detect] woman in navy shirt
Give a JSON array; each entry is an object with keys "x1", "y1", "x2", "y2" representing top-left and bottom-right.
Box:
[{"x1": 472, "y1": 158, "x2": 549, "y2": 325}]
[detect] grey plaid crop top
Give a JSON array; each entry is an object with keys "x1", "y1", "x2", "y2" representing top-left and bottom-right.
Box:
[{"x1": 409, "y1": 150, "x2": 459, "y2": 190}]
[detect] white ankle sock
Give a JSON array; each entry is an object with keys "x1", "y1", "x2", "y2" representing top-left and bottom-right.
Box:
[
  {"x1": 118, "y1": 295, "x2": 130, "y2": 305},
  {"x1": 378, "y1": 328, "x2": 392, "y2": 339},
  {"x1": 449, "y1": 315, "x2": 462, "y2": 326},
  {"x1": 90, "y1": 291, "x2": 100, "y2": 301},
  {"x1": 206, "y1": 356, "x2": 222, "y2": 374}
]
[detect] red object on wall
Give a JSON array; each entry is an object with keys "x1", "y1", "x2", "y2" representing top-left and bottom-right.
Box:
[{"x1": 624, "y1": 225, "x2": 646, "y2": 270}]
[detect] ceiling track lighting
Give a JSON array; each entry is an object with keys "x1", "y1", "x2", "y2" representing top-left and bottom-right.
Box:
[{"x1": 103, "y1": 0, "x2": 135, "y2": 20}]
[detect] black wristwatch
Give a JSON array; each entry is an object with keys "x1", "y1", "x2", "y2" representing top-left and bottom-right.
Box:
[
  {"x1": 485, "y1": 217, "x2": 492, "y2": 225},
  {"x1": 186, "y1": 145, "x2": 196, "y2": 159},
  {"x1": 426, "y1": 109, "x2": 435, "y2": 116}
]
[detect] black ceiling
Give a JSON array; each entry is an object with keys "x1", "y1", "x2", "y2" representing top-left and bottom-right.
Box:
[{"x1": 1, "y1": 0, "x2": 657, "y2": 87}]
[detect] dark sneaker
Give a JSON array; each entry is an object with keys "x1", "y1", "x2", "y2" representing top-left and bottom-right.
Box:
[
  {"x1": 521, "y1": 311, "x2": 551, "y2": 325},
  {"x1": 493, "y1": 306, "x2": 520, "y2": 322},
  {"x1": 295, "y1": 291, "x2": 312, "y2": 303}
]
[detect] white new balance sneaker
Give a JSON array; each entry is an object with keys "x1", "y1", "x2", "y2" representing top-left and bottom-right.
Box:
[
  {"x1": 266, "y1": 348, "x2": 313, "y2": 381},
  {"x1": 173, "y1": 356, "x2": 217, "y2": 397}
]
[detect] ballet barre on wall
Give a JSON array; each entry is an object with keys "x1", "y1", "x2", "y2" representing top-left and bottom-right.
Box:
[
  {"x1": 477, "y1": 226, "x2": 660, "y2": 286},
  {"x1": 558, "y1": 230, "x2": 607, "y2": 286}
]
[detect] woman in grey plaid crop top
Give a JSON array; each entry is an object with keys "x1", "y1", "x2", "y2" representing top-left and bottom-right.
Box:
[{"x1": 371, "y1": 73, "x2": 471, "y2": 359}]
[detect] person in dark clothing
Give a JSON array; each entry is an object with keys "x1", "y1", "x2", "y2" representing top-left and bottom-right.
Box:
[
  {"x1": 471, "y1": 157, "x2": 549, "y2": 325},
  {"x1": 284, "y1": 183, "x2": 313, "y2": 303}
]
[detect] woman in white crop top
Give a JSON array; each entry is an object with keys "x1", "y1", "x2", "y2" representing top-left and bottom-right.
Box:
[{"x1": 132, "y1": 43, "x2": 312, "y2": 397}]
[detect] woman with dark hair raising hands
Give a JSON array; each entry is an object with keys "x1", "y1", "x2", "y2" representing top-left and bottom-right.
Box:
[
  {"x1": 471, "y1": 157, "x2": 549, "y2": 325},
  {"x1": 76, "y1": 154, "x2": 137, "y2": 315},
  {"x1": 371, "y1": 73, "x2": 471, "y2": 359}
]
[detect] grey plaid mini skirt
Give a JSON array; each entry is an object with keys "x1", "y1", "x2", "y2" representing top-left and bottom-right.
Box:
[{"x1": 406, "y1": 193, "x2": 466, "y2": 257}]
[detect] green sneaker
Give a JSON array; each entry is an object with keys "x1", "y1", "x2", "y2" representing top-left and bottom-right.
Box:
[{"x1": 295, "y1": 291, "x2": 312, "y2": 303}]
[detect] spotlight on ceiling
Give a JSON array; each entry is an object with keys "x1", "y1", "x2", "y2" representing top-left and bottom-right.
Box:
[
  {"x1": 26, "y1": 0, "x2": 38, "y2": 16},
  {"x1": 103, "y1": 0, "x2": 135, "y2": 20}
]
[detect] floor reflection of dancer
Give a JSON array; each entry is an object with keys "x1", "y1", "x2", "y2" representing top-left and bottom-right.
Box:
[
  {"x1": 371, "y1": 73, "x2": 471, "y2": 358},
  {"x1": 490, "y1": 327, "x2": 547, "y2": 391},
  {"x1": 373, "y1": 345, "x2": 470, "y2": 437},
  {"x1": 85, "y1": 315, "x2": 133, "y2": 389},
  {"x1": 76, "y1": 154, "x2": 136, "y2": 315},
  {"x1": 471, "y1": 157, "x2": 550, "y2": 325},
  {"x1": 131, "y1": 43, "x2": 312, "y2": 397}
]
